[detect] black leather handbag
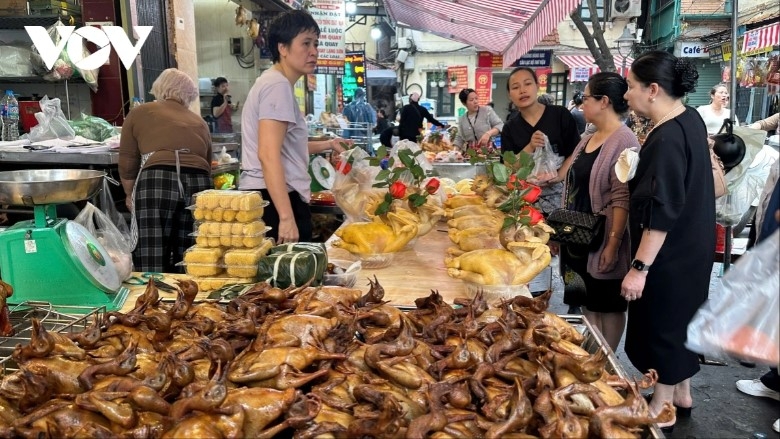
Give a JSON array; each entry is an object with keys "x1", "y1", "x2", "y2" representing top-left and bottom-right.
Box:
[{"x1": 547, "y1": 208, "x2": 606, "y2": 251}]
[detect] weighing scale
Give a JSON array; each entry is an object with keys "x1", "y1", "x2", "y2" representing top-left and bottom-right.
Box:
[{"x1": 0, "y1": 169, "x2": 129, "y2": 312}]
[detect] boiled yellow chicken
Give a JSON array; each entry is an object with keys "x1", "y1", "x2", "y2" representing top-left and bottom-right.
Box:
[
  {"x1": 445, "y1": 203, "x2": 500, "y2": 219},
  {"x1": 448, "y1": 227, "x2": 503, "y2": 255},
  {"x1": 447, "y1": 214, "x2": 503, "y2": 231},
  {"x1": 332, "y1": 212, "x2": 418, "y2": 254},
  {"x1": 499, "y1": 222, "x2": 555, "y2": 248},
  {"x1": 444, "y1": 195, "x2": 485, "y2": 209},
  {"x1": 446, "y1": 241, "x2": 551, "y2": 286}
]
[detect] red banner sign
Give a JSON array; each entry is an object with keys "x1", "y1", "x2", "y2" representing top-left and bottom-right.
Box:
[
  {"x1": 447, "y1": 65, "x2": 468, "y2": 94},
  {"x1": 474, "y1": 68, "x2": 492, "y2": 106},
  {"x1": 477, "y1": 51, "x2": 503, "y2": 68}
]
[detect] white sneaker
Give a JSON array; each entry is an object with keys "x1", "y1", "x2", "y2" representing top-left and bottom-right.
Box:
[
  {"x1": 773, "y1": 418, "x2": 779, "y2": 433},
  {"x1": 735, "y1": 379, "x2": 780, "y2": 401}
]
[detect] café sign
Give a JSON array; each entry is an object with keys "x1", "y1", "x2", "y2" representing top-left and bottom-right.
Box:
[{"x1": 674, "y1": 41, "x2": 709, "y2": 58}]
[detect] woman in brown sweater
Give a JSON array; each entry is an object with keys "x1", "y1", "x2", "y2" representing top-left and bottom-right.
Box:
[{"x1": 119, "y1": 68, "x2": 212, "y2": 272}]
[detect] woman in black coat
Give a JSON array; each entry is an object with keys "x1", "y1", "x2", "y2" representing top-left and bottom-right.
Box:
[{"x1": 398, "y1": 92, "x2": 445, "y2": 142}]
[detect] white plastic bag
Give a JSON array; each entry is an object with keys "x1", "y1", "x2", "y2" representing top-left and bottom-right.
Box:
[
  {"x1": 529, "y1": 134, "x2": 563, "y2": 184},
  {"x1": 28, "y1": 96, "x2": 76, "y2": 142},
  {"x1": 686, "y1": 229, "x2": 779, "y2": 366},
  {"x1": 332, "y1": 147, "x2": 382, "y2": 223},
  {"x1": 75, "y1": 199, "x2": 134, "y2": 282}
]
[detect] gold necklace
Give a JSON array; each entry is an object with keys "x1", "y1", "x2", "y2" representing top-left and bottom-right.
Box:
[{"x1": 648, "y1": 104, "x2": 684, "y2": 135}]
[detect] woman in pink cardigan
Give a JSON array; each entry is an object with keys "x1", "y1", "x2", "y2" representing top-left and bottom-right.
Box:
[{"x1": 559, "y1": 72, "x2": 639, "y2": 351}]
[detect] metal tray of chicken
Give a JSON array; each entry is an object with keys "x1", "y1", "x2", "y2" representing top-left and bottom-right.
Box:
[
  {"x1": 565, "y1": 314, "x2": 664, "y2": 439},
  {"x1": 0, "y1": 301, "x2": 104, "y2": 373},
  {"x1": 393, "y1": 306, "x2": 664, "y2": 438}
]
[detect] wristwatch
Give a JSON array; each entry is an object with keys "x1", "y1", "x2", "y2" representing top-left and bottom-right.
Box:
[{"x1": 631, "y1": 259, "x2": 651, "y2": 272}]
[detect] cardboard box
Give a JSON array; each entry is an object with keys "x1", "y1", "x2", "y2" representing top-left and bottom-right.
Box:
[{"x1": 0, "y1": 0, "x2": 28, "y2": 16}]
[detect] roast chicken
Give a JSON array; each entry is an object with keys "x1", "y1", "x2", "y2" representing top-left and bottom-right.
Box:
[{"x1": 0, "y1": 270, "x2": 664, "y2": 438}]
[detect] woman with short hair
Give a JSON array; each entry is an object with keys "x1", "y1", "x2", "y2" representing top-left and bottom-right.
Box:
[
  {"x1": 120, "y1": 68, "x2": 213, "y2": 272},
  {"x1": 240, "y1": 9, "x2": 349, "y2": 244}
]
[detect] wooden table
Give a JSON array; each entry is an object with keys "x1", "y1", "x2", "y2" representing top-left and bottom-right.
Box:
[
  {"x1": 325, "y1": 227, "x2": 469, "y2": 306},
  {"x1": 325, "y1": 223, "x2": 534, "y2": 306}
]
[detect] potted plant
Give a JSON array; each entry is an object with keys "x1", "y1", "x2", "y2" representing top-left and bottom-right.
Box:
[
  {"x1": 450, "y1": 73, "x2": 458, "y2": 88},
  {"x1": 437, "y1": 73, "x2": 446, "y2": 88},
  {"x1": 429, "y1": 74, "x2": 438, "y2": 88}
]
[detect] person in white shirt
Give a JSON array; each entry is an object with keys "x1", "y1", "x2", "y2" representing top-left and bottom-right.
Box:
[{"x1": 696, "y1": 83, "x2": 739, "y2": 135}]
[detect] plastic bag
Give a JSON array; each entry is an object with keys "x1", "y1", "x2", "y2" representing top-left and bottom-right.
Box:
[
  {"x1": 28, "y1": 96, "x2": 76, "y2": 142},
  {"x1": 75, "y1": 198, "x2": 134, "y2": 282},
  {"x1": 29, "y1": 21, "x2": 99, "y2": 91},
  {"x1": 529, "y1": 134, "x2": 563, "y2": 184},
  {"x1": 686, "y1": 229, "x2": 779, "y2": 366},
  {"x1": 331, "y1": 147, "x2": 382, "y2": 223},
  {"x1": 68, "y1": 113, "x2": 118, "y2": 142}
]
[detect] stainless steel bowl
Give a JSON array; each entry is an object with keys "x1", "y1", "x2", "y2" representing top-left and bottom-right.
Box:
[{"x1": 0, "y1": 169, "x2": 106, "y2": 206}]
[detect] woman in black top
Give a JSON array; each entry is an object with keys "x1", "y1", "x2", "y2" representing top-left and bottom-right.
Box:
[
  {"x1": 621, "y1": 51, "x2": 714, "y2": 433},
  {"x1": 501, "y1": 67, "x2": 581, "y2": 214},
  {"x1": 398, "y1": 92, "x2": 445, "y2": 142}
]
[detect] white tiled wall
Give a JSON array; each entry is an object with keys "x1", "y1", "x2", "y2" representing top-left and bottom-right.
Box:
[{"x1": 194, "y1": 0, "x2": 263, "y2": 132}]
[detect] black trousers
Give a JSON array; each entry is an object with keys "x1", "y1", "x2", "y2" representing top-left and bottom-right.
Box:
[{"x1": 257, "y1": 189, "x2": 312, "y2": 243}]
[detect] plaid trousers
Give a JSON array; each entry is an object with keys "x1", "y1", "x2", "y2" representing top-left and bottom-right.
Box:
[{"x1": 133, "y1": 168, "x2": 211, "y2": 272}]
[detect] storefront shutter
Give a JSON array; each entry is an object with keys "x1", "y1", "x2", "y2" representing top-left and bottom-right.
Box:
[{"x1": 687, "y1": 63, "x2": 722, "y2": 107}]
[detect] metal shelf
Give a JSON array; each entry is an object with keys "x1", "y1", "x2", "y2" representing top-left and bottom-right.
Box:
[
  {"x1": 0, "y1": 76, "x2": 85, "y2": 84},
  {"x1": 0, "y1": 15, "x2": 78, "y2": 29}
]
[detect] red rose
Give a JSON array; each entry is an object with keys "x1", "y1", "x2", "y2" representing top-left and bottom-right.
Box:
[
  {"x1": 507, "y1": 174, "x2": 519, "y2": 190},
  {"x1": 389, "y1": 181, "x2": 407, "y2": 199},
  {"x1": 521, "y1": 206, "x2": 544, "y2": 225},
  {"x1": 425, "y1": 178, "x2": 441, "y2": 194},
  {"x1": 521, "y1": 183, "x2": 542, "y2": 203}
]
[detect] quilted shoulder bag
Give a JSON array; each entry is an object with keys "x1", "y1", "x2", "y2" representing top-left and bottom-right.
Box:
[{"x1": 547, "y1": 208, "x2": 606, "y2": 251}]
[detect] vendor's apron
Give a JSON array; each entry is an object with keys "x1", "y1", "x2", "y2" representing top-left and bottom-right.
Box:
[
  {"x1": 216, "y1": 104, "x2": 233, "y2": 133},
  {"x1": 129, "y1": 148, "x2": 193, "y2": 250}
]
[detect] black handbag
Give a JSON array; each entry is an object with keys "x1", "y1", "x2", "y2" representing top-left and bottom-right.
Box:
[{"x1": 547, "y1": 208, "x2": 606, "y2": 251}]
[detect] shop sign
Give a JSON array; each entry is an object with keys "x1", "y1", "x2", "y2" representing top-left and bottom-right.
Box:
[
  {"x1": 447, "y1": 65, "x2": 468, "y2": 94},
  {"x1": 571, "y1": 67, "x2": 591, "y2": 82},
  {"x1": 26, "y1": 25, "x2": 152, "y2": 70},
  {"x1": 477, "y1": 51, "x2": 503, "y2": 68},
  {"x1": 311, "y1": 0, "x2": 346, "y2": 75},
  {"x1": 721, "y1": 37, "x2": 744, "y2": 62},
  {"x1": 512, "y1": 50, "x2": 552, "y2": 67},
  {"x1": 675, "y1": 42, "x2": 709, "y2": 58},
  {"x1": 709, "y1": 45, "x2": 723, "y2": 63},
  {"x1": 342, "y1": 51, "x2": 365, "y2": 102},
  {"x1": 474, "y1": 67, "x2": 492, "y2": 106}
]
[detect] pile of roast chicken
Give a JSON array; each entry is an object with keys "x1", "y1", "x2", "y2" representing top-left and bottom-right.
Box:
[{"x1": 0, "y1": 278, "x2": 674, "y2": 438}]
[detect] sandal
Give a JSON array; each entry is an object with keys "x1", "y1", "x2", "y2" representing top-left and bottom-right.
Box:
[{"x1": 643, "y1": 392, "x2": 692, "y2": 417}]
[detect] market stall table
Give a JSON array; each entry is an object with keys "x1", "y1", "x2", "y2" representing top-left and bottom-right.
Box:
[{"x1": 324, "y1": 222, "x2": 533, "y2": 306}]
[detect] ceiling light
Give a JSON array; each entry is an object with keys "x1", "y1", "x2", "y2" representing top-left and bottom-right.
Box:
[
  {"x1": 370, "y1": 26, "x2": 382, "y2": 40},
  {"x1": 345, "y1": 1, "x2": 357, "y2": 15}
]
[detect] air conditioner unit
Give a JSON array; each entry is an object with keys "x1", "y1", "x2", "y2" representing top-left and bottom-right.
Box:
[
  {"x1": 610, "y1": 0, "x2": 641, "y2": 19},
  {"x1": 396, "y1": 49, "x2": 409, "y2": 64},
  {"x1": 397, "y1": 38, "x2": 411, "y2": 49}
]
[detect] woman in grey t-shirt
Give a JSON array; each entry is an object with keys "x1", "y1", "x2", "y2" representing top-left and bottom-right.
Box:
[{"x1": 240, "y1": 10, "x2": 348, "y2": 244}]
